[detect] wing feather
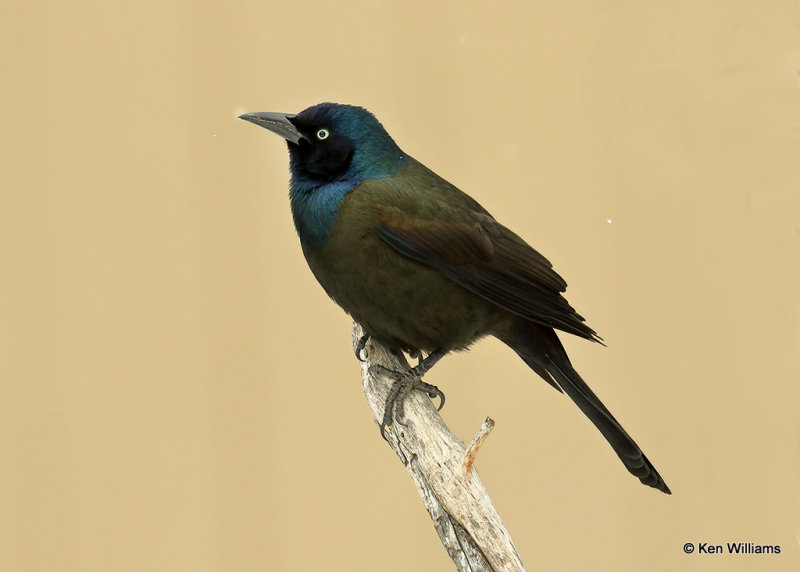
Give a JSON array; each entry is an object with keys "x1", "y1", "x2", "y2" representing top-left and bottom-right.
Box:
[{"x1": 377, "y1": 209, "x2": 600, "y2": 342}]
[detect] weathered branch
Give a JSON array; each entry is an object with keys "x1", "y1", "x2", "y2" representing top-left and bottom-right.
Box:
[
  {"x1": 464, "y1": 417, "x2": 496, "y2": 473},
  {"x1": 353, "y1": 323, "x2": 526, "y2": 572}
]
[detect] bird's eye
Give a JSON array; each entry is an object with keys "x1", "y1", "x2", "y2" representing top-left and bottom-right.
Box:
[{"x1": 316, "y1": 128, "x2": 330, "y2": 140}]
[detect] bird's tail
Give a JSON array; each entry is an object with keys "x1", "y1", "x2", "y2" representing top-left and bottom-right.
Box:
[{"x1": 499, "y1": 319, "x2": 671, "y2": 494}]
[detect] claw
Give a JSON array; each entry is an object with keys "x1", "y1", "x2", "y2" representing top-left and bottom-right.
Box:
[
  {"x1": 355, "y1": 333, "x2": 371, "y2": 362},
  {"x1": 415, "y1": 379, "x2": 445, "y2": 411},
  {"x1": 432, "y1": 388, "x2": 446, "y2": 411},
  {"x1": 371, "y1": 348, "x2": 449, "y2": 440}
]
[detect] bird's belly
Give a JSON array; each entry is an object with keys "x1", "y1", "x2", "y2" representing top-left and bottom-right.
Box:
[{"x1": 307, "y1": 239, "x2": 504, "y2": 353}]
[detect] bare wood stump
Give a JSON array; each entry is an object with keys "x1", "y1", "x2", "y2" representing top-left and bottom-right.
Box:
[{"x1": 353, "y1": 323, "x2": 526, "y2": 572}]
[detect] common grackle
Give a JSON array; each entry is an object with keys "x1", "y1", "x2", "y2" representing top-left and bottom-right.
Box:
[{"x1": 240, "y1": 103, "x2": 670, "y2": 494}]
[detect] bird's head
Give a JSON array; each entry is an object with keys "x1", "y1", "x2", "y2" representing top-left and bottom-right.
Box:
[{"x1": 240, "y1": 103, "x2": 408, "y2": 190}]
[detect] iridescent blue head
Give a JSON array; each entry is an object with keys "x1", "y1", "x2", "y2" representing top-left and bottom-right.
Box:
[
  {"x1": 239, "y1": 103, "x2": 409, "y2": 189},
  {"x1": 240, "y1": 103, "x2": 410, "y2": 244}
]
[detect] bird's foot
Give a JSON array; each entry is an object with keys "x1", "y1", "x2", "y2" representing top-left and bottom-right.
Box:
[
  {"x1": 369, "y1": 349, "x2": 448, "y2": 440},
  {"x1": 355, "y1": 333, "x2": 371, "y2": 362}
]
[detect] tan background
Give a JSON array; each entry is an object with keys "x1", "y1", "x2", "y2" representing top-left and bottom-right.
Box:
[{"x1": 2, "y1": 1, "x2": 799, "y2": 570}]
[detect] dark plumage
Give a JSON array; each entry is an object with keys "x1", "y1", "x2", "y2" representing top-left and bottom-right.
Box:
[{"x1": 240, "y1": 103, "x2": 670, "y2": 494}]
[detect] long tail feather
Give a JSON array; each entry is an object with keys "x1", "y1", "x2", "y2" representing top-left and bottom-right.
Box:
[{"x1": 500, "y1": 320, "x2": 671, "y2": 494}]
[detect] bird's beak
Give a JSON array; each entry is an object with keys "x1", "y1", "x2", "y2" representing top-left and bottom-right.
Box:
[{"x1": 238, "y1": 111, "x2": 307, "y2": 144}]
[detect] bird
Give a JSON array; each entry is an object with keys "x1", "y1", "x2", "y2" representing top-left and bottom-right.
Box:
[{"x1": 240, "y1": 103, "x2": 670, "y2": 494}]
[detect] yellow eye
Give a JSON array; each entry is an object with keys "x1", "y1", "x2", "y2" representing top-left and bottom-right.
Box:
[{"x1": 316, "y1": 128, "x2": 330, "y2": 140}]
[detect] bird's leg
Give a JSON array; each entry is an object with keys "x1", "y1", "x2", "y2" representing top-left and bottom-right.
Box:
[
  {"x1": 354, "y1": 333, "x2": 371, "y2": 362},
  {"x1": 405, "y1": 348, "x2": 446, "y2": 410},
  {"x1": 370, "y1": 349, "x2": 448, "y2": 440},
  {"x1": 412, "y1": 349, "x2": 447, "y2": 377}
]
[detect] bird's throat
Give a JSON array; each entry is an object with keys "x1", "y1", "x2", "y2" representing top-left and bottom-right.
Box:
[{"x1": 289, "y1": 179, "x2": 359, "y2": 246}]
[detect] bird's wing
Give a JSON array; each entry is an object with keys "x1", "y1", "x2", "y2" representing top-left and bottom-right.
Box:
[{"x1": 370, "y1": 163, "x2": 600, "y2": 342}]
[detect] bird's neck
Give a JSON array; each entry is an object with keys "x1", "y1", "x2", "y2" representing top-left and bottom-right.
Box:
[
  {"x1": 288, "y1": 152, "x2": 411, "y2": 247},
  {"x1": 289, "y1": 179, "x2": 358, "y2": 246}
]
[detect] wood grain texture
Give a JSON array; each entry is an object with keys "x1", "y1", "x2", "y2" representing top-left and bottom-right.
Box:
[{"x1": 353, "y1": 323, "x2": 525, "y2": 572}]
